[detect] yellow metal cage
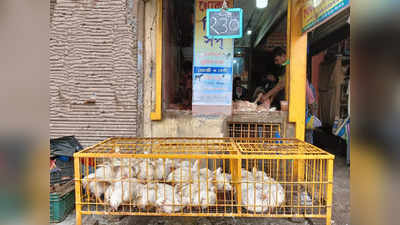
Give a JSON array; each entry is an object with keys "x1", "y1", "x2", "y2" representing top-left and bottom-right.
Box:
[
  {"x1": 74, "y1": 138, "x2": 334, "y2": 225},
  {"x1": 228, "y1": 122, "x2": 281, "y2": 138}
]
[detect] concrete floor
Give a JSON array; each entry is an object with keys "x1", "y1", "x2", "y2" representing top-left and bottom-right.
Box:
[{"x1": 53, "y1": 157, "x2": 349, "y2": 225}]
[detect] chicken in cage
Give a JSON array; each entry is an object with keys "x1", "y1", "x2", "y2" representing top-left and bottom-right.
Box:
[
  {"x1": 80, "y1": 157, "x2": 236, "y2": 212},
  {"x1": 240, "y1": 167, "x2": 285, "y2": 212}
]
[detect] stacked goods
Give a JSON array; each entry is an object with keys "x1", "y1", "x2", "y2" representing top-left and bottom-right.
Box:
[{"x1": 50, "y1": 136, "x2": 83, "y2": 184}]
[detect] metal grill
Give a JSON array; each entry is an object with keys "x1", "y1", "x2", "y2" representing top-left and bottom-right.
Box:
[
  {"x1": 228, "y1": 123, "x2": 281, "y2": 138},
  {"x1": 74, "y1": 138, "x2": 334, "y2": 225}
]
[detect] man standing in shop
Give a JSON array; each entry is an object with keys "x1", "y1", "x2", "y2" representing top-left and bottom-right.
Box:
[{"x1": 255, "y1": 47, "x2": 289, "y2": 109}]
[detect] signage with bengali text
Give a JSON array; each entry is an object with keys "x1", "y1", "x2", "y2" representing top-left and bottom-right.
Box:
[
  {"x1": 302, "y1": 0, "x2": 350, "y2": 33},
  {"x1": 193, "y1": 0, "x2": 234, "y2": 115}
]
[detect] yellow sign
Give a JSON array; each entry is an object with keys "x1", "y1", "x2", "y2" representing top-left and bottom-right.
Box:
[{"x1": 302, "y1": 0, "x2": 349, "y2": 32}]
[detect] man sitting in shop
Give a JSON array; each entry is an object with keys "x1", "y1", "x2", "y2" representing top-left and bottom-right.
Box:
[
  {"x1": 255, "y1": 47, "x2": 288, "y2": 109},
  {"x1": 233, "y1": 77, "x2": 248, "y2": 101},
  {"x1": 251, "y1": 72, "x2": 278, "y2": 102}
]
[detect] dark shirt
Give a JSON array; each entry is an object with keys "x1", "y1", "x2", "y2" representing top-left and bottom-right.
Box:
[
  {"x1": 233, "y1": 86, "x2": 248, "y2": 101},
  {"x1": 255, "y1": 74, "x2": 278, "y2": 93},
  {"x1": 270, "y1": 65, "x2": 286, "y2": 109},
  {"x1": 276, "y1": 65, "x2": 286, "y2": 78}
]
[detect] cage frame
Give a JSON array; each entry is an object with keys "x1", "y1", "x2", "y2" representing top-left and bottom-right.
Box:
[{"x1": 74, "y1": 137, "x2": 334, "y2": 225}]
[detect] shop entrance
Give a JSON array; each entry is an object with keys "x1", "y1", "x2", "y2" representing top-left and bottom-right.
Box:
[{"x1": 163, "y1": 0, "x2": 288, "y2": 113}]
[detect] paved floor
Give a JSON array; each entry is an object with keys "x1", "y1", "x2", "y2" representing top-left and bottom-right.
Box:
[{"x1": 53, "y1": 157, "x2": 349, "y2": 225}]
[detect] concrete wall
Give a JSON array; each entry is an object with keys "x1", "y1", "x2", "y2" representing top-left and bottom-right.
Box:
[
  {"x1": 147, "y1": 111, "x2": 227, "y2": 137},
  {"x1": 50, "y1": 0, "x2": 139, "y2": 147}
]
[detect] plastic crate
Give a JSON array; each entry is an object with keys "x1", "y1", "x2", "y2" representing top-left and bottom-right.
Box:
[{"x1": 50, "y1": 188, "x2": 75, "y2": 223}]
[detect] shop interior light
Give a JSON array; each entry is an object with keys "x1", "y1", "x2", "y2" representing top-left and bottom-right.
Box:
[
  {"x1": 233, "y1": 60, "x2": 237, "y2": 63},
  {"x1": 256, "y1": 0, "x2": 268, "y2": 9},
  {"x1": 312, "y1": 0, "x2": 322, "y2": 7},
  {"x1": 247, "y1": 30, "x2": 252, "y2": 35}
]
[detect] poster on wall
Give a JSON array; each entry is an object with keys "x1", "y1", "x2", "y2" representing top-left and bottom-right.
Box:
[
  {"x1": 302, "y1": 0, "x2": 350, "y2": 33},
  {"x1": 192, "y1": 0, "x2": 234, "y2": 115}
]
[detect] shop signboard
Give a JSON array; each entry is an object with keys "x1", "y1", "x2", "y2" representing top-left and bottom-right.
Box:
[
  {"x1": 206, "y1": 8, "x2": 243, "y2": 39},
  {"x1": 302, "y1": 0, "x2": 350, "y2": 33},
  {"x1": 193, "y1": 0, "x2": 234, "y2": 115}
]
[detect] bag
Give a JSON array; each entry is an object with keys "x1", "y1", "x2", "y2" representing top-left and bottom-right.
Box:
[
  {"x1": 306, "y1": 115, "x2": 322, "y2": 130},
  {"x1": 306, "y1": 80, "x2": 316, "y2": 105},
  {"x1": 50, "y1": 136, "x2": 83, "y2": 157}
]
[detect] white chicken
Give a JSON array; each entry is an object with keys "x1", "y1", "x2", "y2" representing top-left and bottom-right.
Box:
[
  {"x1": 135, "y1": 158, "x2": 156, "y2": 182},
  {"x1": 179, "y1": 170, "x2": 216, "y2": 210},
  {"x1": 193, "y1": 188, "x2": 217, "y2": 209},
  {"x1": 199, "y1": 167, "x2": 213, "y2": 178},
  {"x1": 240, "y1": 168, "x2": 285, "y2": 212},
  {"x1": 92, "y1": 163, "x2": 114, "y2": 181},
  {"x1": 241, "y1": 167, "x2": 273, "y2": 183},
  {"x1": 176, "y1": 160, "x2": 191, "y2": 168},
  {"x1": 154, "y1": 183, "x2": 183, "y2": 213},
  {"x1": 136, "y1": 183, "x2": 158, "y2": 209},
  {"x1": 111, "y1": 158, "x2": 138, "y2": 167},
  {"x1": 179, "y1": 182, "x2": 216, "y2": 209},
  {"x1": 113, "y1": 165, "x2": 137, "y2": 179},
  {"x1": 241, "y1": 181, "x2": 285, "y2": 212},
  {"x1": 82, "y1": 163, "x2": 114, "y2": 202},
  {"x1": 82, "y1": 173, "x2": 111, "y2": 202},
  {"x1": 241, "y1": 168, "x2": 255, "y2": 182},
  {"x1": 104, "y1": 178, "x2": 141, "y2": 211},
  {"x1": 241, "y1": 168, "x2": 254, "y2": 179},
  {"x1": 251, "y1": 167, "x2": 271, "y2": 181},
  {"x1": 166, "y1": 160, "x2": 199, "y2": 188},
  {"x1": 241, "y1": 186, "x2": 267, "y2": 212},
  {"x1": 213, "y1": 167, "x2": 233, "y2": 191},
  {"x1": 153, "y1": 158, "x2": 175, "y2": 181}
]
